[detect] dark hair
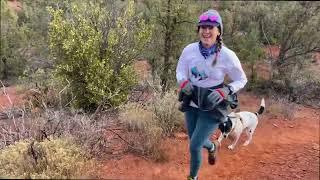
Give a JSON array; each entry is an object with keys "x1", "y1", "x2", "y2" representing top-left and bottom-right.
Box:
[{"x1": 212, "y1": 31, "x2": 222, "y2": 66}]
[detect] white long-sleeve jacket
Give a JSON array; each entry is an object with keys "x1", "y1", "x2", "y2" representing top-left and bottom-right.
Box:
[{"x1": 176, "y1": 42, "x2": 247, "y2": 93}]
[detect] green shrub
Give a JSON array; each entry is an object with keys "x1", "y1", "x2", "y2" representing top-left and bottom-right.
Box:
[
  {"x1": 1, "y1": 0, "x2": 28, "y2": 80},
  {"x1": 48, "y1": 0, "x2": 152, "y2": 110},
  {"x1": 0, "y1": 138, "x2": 97, "y2": 179}
]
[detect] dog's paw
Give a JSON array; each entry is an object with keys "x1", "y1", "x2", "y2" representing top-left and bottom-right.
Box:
[
  {"x1": 228, "y1": 145, "x2": 235, "y2": 150},
  {"x1": 243, "y1": 141, "x2": 250, "y2": 146}
]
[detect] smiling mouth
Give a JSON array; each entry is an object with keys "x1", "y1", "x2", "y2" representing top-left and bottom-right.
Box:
[{"x1": 202, "y1": 35, "x2": 212, "y2": 38}]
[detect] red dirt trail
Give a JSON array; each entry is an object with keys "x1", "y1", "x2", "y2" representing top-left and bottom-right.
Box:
[
  {"x1": 101, "y1": 93, "x2": 319, "y2": 180},
  {"x1": 1, "y1": 87, "x2": 319, "y2": 180}
]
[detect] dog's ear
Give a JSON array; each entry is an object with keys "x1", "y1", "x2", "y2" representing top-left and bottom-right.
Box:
[
  {"x1": 219, "y1": 122, "x2": 229, "y2": 133},
  {"x1": 225, "y1": 120, "x2": 233, "y2": 132},
  {"x1": 218, "y1": 122, "x2": 224, "y2": 132}
]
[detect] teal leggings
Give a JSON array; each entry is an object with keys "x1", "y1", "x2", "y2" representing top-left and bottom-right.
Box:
[{"x1": 185, "y1": 107, "x2": 220, "y2": 178}]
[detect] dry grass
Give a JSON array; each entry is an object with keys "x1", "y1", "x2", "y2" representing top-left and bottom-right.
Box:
[
  {"x1": 0, "y1": 78, "x2": 120, "y2": 157},
  {"x1": 119, "y1": 89, "x2": 184, "y2": 161},
  {"x1": 151, "y1": 90, "x2": 184, "y2": 136},
  {"x1": 0, "y1": 138, "x2": 98, "y2": 179},
  {"x1": 119, "y1": 102, "x2": 165, "y2": 161},
  {"x1": 120, "y1": 102, "x2": 157, "y2": 131},
  {"x1": 0, "y1": 106, "x2": 122, "y2": 159},
  {"x1": 267, "y1": 98, "x2": 297, "y2": 120}
]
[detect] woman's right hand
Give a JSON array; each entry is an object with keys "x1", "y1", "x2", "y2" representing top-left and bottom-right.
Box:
[{"x1": 179, "y1": 80, "x2": 193, "y2": 95}]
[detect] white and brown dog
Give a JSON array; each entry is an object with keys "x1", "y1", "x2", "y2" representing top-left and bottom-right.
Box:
[{"x1": 218, "y1": 98, "x2": 265, "y2": 150}]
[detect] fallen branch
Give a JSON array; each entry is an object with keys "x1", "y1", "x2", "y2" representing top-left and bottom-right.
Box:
[
  {"x1": 0, "y1": 112, "x2": 8, "y2": 120},
  {"x1": 104, "y1": 128, "x2": 147, "y2": 159},
  {"x1": 105, "y1": 128, "x2": 134, "y2": 149},
  {"x1": 0, "y1": 109, "x2": 23, "y2": 120}
]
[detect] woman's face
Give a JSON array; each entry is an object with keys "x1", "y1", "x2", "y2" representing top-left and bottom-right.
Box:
[{"x1": 199, "y1": 25, "x2": 220, "y2": 48}]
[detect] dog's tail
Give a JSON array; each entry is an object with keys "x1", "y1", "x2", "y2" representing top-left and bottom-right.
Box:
[{"x1": 255, "y1": 98, "x2": 265, "y2": 116}]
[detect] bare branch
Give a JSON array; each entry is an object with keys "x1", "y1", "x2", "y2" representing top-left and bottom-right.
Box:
[
  {"x1": 261, "y1": 22, "x2": 273, "y2": 60},
  {"x1": 283, "y1": 47, "x2": 319, "y2": 61},
  {"x1": 0, "y1": 80, "x2": 13, "y2": 107}
]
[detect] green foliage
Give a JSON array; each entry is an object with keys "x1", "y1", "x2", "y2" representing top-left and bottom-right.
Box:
[
  {"x1": 233, "y1": 29, "x2": 265, "y2": 84},
  {"x1": 253, "y1": 2, "x2": 319, "y2": 105},
  {"x1": 17, "y1": 0, "x2": 54, "y2": 72},
  {"x1": 234, "y1": 2, "x2": 320, "y2": 79},
  {"x1": 220, "y1": 1, "x2": 280, "y2": 46},
  {"x1": 216, "y1": 2, "x2": 265, "y2": 84},
  {"x1": 0, "y1": 0, "x2": 28, "y2": 80},
  {"x1": 141, "y1": 0, "x2": 202, "y2": 91},
  {"x1": 48, "y1": 0, "x2": 152, "y2": 110},
  {"x1": 0, "y1": 138, "x2": 97, "y2": 179}
]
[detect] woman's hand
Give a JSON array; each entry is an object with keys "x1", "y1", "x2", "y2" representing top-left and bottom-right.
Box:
[
  {"x1": 179, "y1": 80, "x2": 193, "y2": 95},
  {"x1": 207, "y1": 87, "x2": 230, "y2": 107}
]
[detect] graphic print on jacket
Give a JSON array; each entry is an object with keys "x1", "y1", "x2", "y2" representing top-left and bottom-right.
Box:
[{"x1": 191, "y1": 66, "x2": 208, "y2": 81}]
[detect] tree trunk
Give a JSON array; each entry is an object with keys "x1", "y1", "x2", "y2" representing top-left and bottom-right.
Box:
[
  {"x1": 275, "y1": 47, "x2": 287, "y2": 79},
  {"x1": 250, "y1": 63, "x2": 256, "y2": 83},
  {"x1": 162, "y1": 32, "x2": 172, "y2": 93},
  {"x1": 277, "y1": 47, "x2": 286, "y2": 66},
  {"x1": 160, "y1": 0, "x2": 172, "y2": 93},
  {"x1": 2, "y1": 57, "x2": 8, "y2": 80},
  {"x1": 270, "y1": 61, "x2": 275, "y2": 80}
]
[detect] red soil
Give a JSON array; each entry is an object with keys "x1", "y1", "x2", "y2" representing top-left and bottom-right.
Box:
[
  {"x1": 1, "y1": 85, "x2": 319, "y2": 180},
  {"x1": 101, "y1": 93, "x2": 320, "y2": 180},
  {"x1": 0, "y1": 86, "x2": 23, "y2": 110}
]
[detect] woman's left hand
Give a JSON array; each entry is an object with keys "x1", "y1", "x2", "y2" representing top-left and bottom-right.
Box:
[{"x1": 207, "y1": 87, "x2": 230, "y2": 107}]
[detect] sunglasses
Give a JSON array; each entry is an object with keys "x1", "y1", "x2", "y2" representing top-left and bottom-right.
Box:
[{"x1": 199, "y1": 15, "x2": 218, "y2": 23}]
